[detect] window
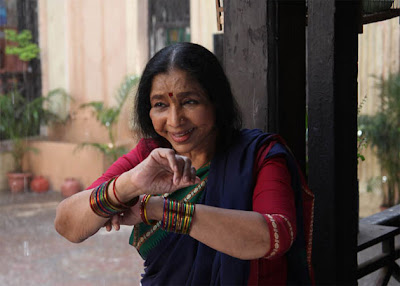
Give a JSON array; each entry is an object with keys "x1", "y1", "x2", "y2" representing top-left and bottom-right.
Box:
[{"x1": 148, "y1": 0, "x2": 191, "y2": 57}]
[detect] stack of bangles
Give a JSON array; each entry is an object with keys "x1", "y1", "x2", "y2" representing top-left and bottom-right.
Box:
[
  {"x1": 89, "y1": 176, "x2": 139, "y2": 218},
  {"x1": 140, "y1": 194, "x2": 196, "y2": 235}
]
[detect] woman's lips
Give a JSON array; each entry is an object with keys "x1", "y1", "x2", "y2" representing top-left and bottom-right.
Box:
[{"x1": 169, "y1": 128, "x2": 194, "y2": 143}]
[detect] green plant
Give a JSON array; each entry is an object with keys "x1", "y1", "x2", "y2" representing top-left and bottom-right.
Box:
[
  {"x1": 78, "y1": 75, "x2": 140, "y2": 162},
  {"x1": 5, "y1": 29, "x2": 40, "y2": 62},
  {"x1": 0, "y1": 89, "x2": 69, "y2": 172},
  {"x1": 358, "y1": 72, "x2": 400, "y2": 206}
]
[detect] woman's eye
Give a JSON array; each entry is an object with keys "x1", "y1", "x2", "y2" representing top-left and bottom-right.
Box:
[
  {"x1": 183, "y1": 99, "x2": 198, "y2": 105},
  {"x1": 153, "y1": 102, "x2": 166, "y2": 108}
]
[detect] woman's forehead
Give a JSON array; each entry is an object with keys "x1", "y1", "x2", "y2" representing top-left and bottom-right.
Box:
[{"x1": 150, "y1": 69, "x2": 204, "y2": 95}]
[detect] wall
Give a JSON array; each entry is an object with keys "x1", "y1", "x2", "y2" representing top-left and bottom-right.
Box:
[
  {"x1": 1, "y1": 1, "x2": 220, "y2": 192},
  {"x1": 38, "y1": 0, "x2": 148, "y2": 144},
  {"x1": 190, "y1": 0, "x2": 221, "y2": 52},
  {"x1": 0, "y1": 0, "x2": 151, "y2": 193},
  {"x1": 27, "y1": 140, "x2": 104, "y2": 191},
  {"x1": 358, "y1": 17, "x2": 400, "y2": 216}
]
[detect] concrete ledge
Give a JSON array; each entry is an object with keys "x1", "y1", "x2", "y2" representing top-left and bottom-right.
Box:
[{"x1": 27, "y1": 140, "x2": 106, "y2": 191}]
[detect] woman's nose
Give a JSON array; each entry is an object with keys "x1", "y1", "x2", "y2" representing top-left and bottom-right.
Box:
[{"x1": 167, "y1": 106, "x2": 184, "y2": 127}]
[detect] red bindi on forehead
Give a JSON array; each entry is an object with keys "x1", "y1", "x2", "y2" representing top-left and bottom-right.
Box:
[{"x1": 168, "y1": 92, "x2": 173, "y2": 97}]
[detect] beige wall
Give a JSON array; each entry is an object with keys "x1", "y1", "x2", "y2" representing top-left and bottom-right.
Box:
[
  {"x1": 38, "y1": 0, "x2": 148, "y2": 144},
  {"x1": 15, "y1": 0, "x2": 151, "y2": 193},
  {"x1": 358, "y1": 18, "x2": 400, "y2": 116},
  {"x1": 37, "y1": 0, "x2": 218, "y2": 145},
  {"x1": 190, "y1": 0, "x2": 221, "y2": 53},
  {"x1": 357, "y1": 18, "x2": 400, "y2": 216},
  {"x1": 27, "y1": 140, "x2": 105, "y2": 191},
  {"x1": 1, "y1": 1, "x2": 221, "y2": 192}
]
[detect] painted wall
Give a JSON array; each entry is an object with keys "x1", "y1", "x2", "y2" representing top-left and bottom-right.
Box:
[
  {"x1": 38, "y1": 0, "x2": 148, "y2": 144},
  {"x1": 27, "y1": 140, "x2": 105, "y2": 191},
  {"x1": 31, "y1": 0, "x2": 218, "y2": 192},
  {"x1": 190, "y1": 0, "x2": 221, "y2": 52},
  {"x1": 1, "y1": 1, "x2": 223, "y2": 192},
  {"x1": 9, "y1": 0, "x2": 150, "y2": 192}
]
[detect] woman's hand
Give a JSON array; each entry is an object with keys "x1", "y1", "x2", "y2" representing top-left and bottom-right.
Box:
[
  {"x1": 128, "y1": 148, "x2": 200, "y2": 195},
  {"x1": 104, "y1": 197, "x2": 142, "y2": 231},
  {"x1": 104, "y1": 195, "x2": 165, "y2": 232}
]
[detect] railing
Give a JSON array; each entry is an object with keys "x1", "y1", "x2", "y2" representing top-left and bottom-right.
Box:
[{"x1": 357, "y1": 204, "x2": 400, "y2": 285}]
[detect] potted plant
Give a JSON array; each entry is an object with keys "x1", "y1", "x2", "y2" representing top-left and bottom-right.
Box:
[
  {"x1": 358, "y1": 72, "x2": 400, "y2": 207},
  {"x1": 0, "y1": 88, "x2": 69, "y2": 192},
  {"x1": 77, "y1": 75, "x2": 140, "y2": 166},
  {"x1": 4, "y1": 29, "x2": 40, "y2": 72}
]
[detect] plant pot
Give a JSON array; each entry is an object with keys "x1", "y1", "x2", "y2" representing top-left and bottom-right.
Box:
[
  {"x1": 30, "y1": 175, "x2": 50, "y2": 193},
  {"x1": 61, "y1": 178, "x2": 82, "y2": 198},
  {"x1": 7, "y1": 172, "x2": 32, "y2": 193}
]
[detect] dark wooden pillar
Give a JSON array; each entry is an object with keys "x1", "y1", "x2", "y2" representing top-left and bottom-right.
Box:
[
  {"x1": 223, "y1": 1, "x2": 269, "y2": 131},
  {"x1": 274, "y1": 1, "x2": 306, "y2": 172},
  {"x1": 307, "y1": 0, "x2": 360, "y2": 284},
  {"x1": 223, "y1": 0, "x2": 306, "y2": 173}
]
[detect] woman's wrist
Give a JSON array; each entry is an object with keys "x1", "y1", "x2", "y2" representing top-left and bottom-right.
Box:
[
  {"x1": 108, "y1": 172, "x2": 142, "y2": 205},
  {"x1": 146, "y1": 196, "x2": 164, "y2": 221}
]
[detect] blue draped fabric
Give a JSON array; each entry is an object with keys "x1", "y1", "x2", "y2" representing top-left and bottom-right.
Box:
[{"x1": 141, "y1": 129, "x2": 312, "y2": 285}]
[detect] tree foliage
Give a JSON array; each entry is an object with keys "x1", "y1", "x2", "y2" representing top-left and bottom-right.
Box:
[
  {"x1": 358, "y1": 72, "x2": 400, "y2": 206},
  {"x1": 78, "y1": 75, "x2": 140, "y2": 162}
]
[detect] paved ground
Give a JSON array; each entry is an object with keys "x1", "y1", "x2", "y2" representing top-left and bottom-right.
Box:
[
  {"x1": 0, "y1": 190, "x2": 398, "y2": 286},
  {"x1": 0, "y1": 191, "x2": 144, "y2": 286}
]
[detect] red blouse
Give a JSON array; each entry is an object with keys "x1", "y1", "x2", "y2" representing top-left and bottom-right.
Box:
[{"x1": 88, "y1": 139, "x2": 296, "y2": 285}]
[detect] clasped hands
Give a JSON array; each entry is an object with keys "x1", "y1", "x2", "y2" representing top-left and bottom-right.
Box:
[{"x1": 104, "y1": 148, "x2": 201, "y2": 231}]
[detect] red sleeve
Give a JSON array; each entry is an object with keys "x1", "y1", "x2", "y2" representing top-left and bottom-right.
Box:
[
  {"x1": 252, "y1": 145, "x2": 297, "y2": 259},
  {"x1": 86, "y1": 138, "x2": 160, "y2": 189}
]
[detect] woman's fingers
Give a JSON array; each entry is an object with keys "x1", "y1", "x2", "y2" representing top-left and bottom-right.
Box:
[
  {"x1": 136, "y1": 148, "x2": 202, "y2": 194},
  {"x1": 173, "y1": 156, "x2": 186, "y2": 184},
  {"x1": 103, "y1": 215, "x2": 121, "y2": 232},
  {"x1": 158, "y1": 149, "x2": 193, "y2": 185},
  {"x1": 111, "y1": 214, "x2": 121, "y2": 231},
  {"x1": 161, "y1": 149, "x2": 179, "y2": 173},
  {"x1": 104, "y1": 220, "x2": 112, "y2": 232},
  {"x1": 182, "y1": 158, "x2": 194, "y2": 183},
  {"x1": 171, "y1": 155, "x2": 196, "y2": 185}
]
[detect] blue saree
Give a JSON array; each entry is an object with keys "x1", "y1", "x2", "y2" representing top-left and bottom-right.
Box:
[{"x1": 138, "y1": 129, "x2": 314, "y2": 285}]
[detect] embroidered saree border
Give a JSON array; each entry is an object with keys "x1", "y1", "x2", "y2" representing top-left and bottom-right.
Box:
[{"x1": 129, "y1": 164, "x2": 210, "y2": 259}]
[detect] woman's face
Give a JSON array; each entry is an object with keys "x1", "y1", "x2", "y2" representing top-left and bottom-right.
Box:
[{"x1": 149, "y1": 68, "x2": 217, "y2": 159}]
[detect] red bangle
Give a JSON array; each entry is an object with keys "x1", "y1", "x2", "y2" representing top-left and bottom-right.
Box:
[{"x1": 112, "y1": 175, "x2": 139, "y2": 208}]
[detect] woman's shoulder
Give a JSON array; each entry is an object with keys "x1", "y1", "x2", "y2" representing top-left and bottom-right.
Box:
[{"x1": 230, "y1": 129, "x2": 278, "y2": 148}]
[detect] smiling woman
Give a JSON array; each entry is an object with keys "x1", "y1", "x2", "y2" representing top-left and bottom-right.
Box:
[
  {"x1": 149, "y1": 69, "x2": 217, "y2": 168},
  {"x1": 54, "y1": 42, "x2": 315, "y2": 286}
]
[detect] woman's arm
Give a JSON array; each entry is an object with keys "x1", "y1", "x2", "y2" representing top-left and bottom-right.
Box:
[
  {"x1": 54, "y1": 148, "x2": 199, "y2": 243},
  {"x1": 54, "y1": 171, "x2": 142, "y2": 243},
  {"x1": 146, "y1": 197, "x2": 271, "y2": 260},
  {"x1": 120, "y1": 156, "x2": 296, "y2": 260}
]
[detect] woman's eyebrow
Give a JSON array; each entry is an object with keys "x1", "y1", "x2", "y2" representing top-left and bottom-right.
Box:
[
  {"x1": 150, "y1": 94, "x2": 165, "y2": 101},
  {"x1": 176, "y1": 91, "x2": 200, "y2": 98}
]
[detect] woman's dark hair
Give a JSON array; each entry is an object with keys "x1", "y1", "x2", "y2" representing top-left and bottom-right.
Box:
[{"x1": 134, "y1": 42, "x2": 242, "y2": 149}]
